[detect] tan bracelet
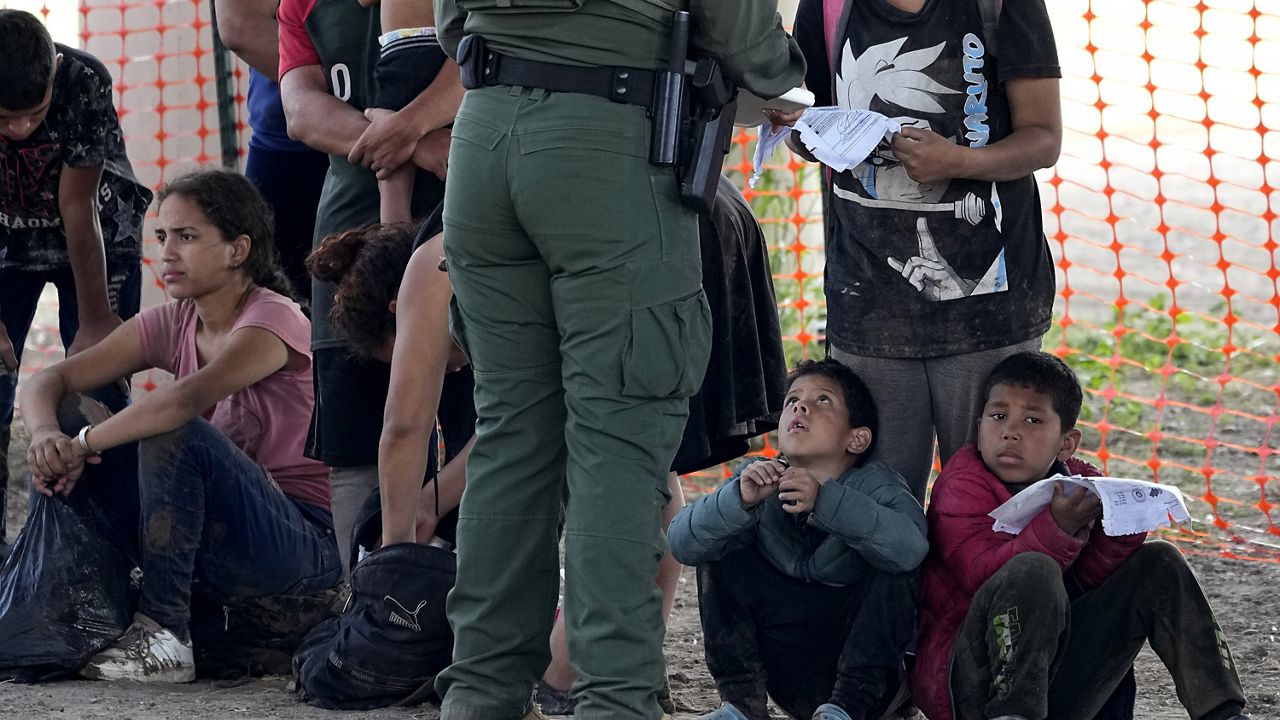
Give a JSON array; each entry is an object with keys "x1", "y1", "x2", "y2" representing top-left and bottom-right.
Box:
[{"x1": 76, "y1": 424, "x2": 101, "y2": 457}]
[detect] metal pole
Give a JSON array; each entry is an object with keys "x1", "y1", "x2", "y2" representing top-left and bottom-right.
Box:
[{"x1": 207, "y1": 0, "x2": 240, "y2": 170}]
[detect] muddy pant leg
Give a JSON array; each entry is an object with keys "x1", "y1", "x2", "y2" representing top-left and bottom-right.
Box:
[
  {"x1": 765, "y1": 569, "x2": 916, "y2": 720},
  {"x1": 1047, "y1": 542, "x2": 1247, "y2": 720},
  {"x1": 951, "y1": 553, "x2": 1069, "y2": 720},
  {"x1": 49, "y1": 395, "x2": 141, "y2": 566},
  {"x1": 825, "y1": 568, "x2": 918, "y2": 720},
  {"x1": 696, "y1": 549, "x2": 778, "y2": 720},
  {"x1": 135, "y1": 419, "x2": 341, "y2": 640},
  {"x1": 434, "y1": 87, "x2": 568, "y2": 720},
  {"x1": 0, "y1": 268, "x2": 48, "y2": 543}
]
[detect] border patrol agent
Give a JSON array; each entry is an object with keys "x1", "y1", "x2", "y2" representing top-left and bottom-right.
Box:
[{"x1": 432, "y1": 2, "x2": 804, "y2": 718}]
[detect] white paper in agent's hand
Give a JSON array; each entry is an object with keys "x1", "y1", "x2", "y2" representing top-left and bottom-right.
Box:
[
  {"x1": 989, "y1": 475, "x2": 1191, "y2": 537},
  {"x1": 750, "y1": 123, "x2": 792, "y2": 188},
  {"x1": 750, "y1": 108, "x2": 901, "y2": 188},
  {"x1": 796, "y1": 107, "x2": 900, "y2": 173}
]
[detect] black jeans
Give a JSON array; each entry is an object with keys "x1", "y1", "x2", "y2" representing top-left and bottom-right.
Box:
[
  {"x1": 951, "y1": 544, "x2": 1247, "y2": 720},
  {"x1": 57, "y1": 396, "x2": 342, "y2": 640},
  {"x1": 0, "y1": 261, "x2": 140, "y2": 542},
  {"x1": 697, "y1": 545, "x2": 917, "y2": 720},
  {"x1": 244, "y1": 144, "x2": 328, "y2": 300}
]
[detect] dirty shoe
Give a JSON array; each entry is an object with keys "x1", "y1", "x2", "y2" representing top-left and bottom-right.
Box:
[
  {"x1": 697, "y1": 703, "x2": 751, "y2": 720},
  {"x1": 813, "y1": 704, "x2": 853, "y2": 720},
  {"x1": 80, "y1": 612, "x2": 195, "y2": 683},
  {"x1": 522, "y1": 709, "x2": 550, "y2": 720}
]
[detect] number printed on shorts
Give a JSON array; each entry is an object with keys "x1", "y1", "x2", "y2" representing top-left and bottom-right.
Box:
[{"x1": 330, "y1": 63, "x2": 352, "y2": 102}]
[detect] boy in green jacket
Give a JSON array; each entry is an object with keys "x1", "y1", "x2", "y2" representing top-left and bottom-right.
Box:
[{"x1": 669, "y1": 359, "x2": 926, "y2": 720}]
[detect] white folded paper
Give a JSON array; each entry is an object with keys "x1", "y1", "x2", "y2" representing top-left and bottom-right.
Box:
[
  {"x1": 795, "y1": 107, "x2": 900, "y2": 173},
  {"x1": 989, "y1": 475, "x2": 1191, "y2": 537},
  {"x1": 749, "y1": 107, "x2": 901, "y2": 188},
  {"x1": 750, "y1": 122, "x2": 791, "y2": 188}
]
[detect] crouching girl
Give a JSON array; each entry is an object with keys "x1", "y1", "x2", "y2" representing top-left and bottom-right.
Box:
[{"x1": 20, "y1": 169, "x2": 341, "y2": 683}]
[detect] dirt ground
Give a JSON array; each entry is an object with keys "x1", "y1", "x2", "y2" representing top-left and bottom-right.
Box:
[
  {"x1": 3, "y1": 416, "x2": 1279, "y2": 719},
  {"x1": 0, "y1": 554, "x2": 1276, "y2": 719}
]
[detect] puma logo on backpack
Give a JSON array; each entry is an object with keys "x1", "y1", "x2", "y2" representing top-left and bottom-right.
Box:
[{"x1": 384, "y1": 595, "x2": 429, "y2": 632}]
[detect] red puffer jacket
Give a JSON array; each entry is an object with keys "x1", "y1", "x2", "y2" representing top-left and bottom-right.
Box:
[{"x1": 910, "y1": 445, "x2": 1147, "y2": 720}]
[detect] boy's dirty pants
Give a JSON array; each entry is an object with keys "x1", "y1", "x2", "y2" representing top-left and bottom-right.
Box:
[
  {"x1": 952, "y1": 544, "x2": 1247, "y2": 720},
  {"x1": 435, "y1": 86, "x2": 709, "y2": 720},
  {"x1": 698, "y1": 546, "x2": 917, "y2": 720}
]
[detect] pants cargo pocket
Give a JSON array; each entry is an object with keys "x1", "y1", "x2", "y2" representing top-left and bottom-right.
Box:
[{"x1": 621, "y1": 286, "x2": 711, "y2": 400}]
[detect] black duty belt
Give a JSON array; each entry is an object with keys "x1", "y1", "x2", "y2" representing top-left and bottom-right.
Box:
[{"x1": 458, "y1": 35, "x2": 658, "y2": 112}]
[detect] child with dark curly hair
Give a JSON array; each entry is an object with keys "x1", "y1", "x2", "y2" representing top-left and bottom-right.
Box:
[{"x1": 669, "y1": 358, "x2": 926, "y2": 720}]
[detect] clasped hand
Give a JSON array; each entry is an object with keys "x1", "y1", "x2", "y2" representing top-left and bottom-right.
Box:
[
  {"x1": 739, "y1": 459, "x2": 821, "y2": 514},
  {"x1": 348, "y1": 108, "x2": 419, "y2": 179},
  {"x1": 27, "y1": 429, "x2": 99, "y2": 497}
]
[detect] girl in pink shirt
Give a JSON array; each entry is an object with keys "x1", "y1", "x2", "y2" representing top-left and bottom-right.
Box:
[{"x1": 20, "y1": 170, "x2": 340, "y2": 684}]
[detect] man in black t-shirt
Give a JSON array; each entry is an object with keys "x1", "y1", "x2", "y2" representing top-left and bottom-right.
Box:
[
  {"x1": 790, "y1": 0, "x2": 1063, "y2": 498},
  {"x1": 0, "y1": 10, "x2": 151, "y2": 552}
]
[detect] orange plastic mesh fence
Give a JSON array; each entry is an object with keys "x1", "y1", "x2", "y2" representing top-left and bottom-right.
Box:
[{"x1": 8, "y1": 1, "x2": 1279, "y2": 560}]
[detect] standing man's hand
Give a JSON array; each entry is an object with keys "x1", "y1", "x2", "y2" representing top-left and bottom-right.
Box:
[
  {"x1": 66, "y1": 313, "x2": 122, "y2": 357},
  {"x1": 349, "y1": 108, "x2": 420, "y2": 175},
  {"x1": 412, "y1": 127, "x2": 452, "y2": 181}
]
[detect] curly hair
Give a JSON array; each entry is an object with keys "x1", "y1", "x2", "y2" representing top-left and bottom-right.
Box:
[
  {"x1": 306, "y1": 223, "x2": 416, "y2": 358},
  {"x1": 785, "y1": 358, "x2": 879, "y2": 463},
  {"x1": 155, "y1": 169, "x2": 297, "y2": 301}
]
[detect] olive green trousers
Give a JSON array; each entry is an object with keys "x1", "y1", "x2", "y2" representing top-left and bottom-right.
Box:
[{"x1": 436, "y1": 85, "x2": 710, "y2": 720}]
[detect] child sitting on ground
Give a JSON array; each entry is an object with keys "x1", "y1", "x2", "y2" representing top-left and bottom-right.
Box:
[
  {"x1": 912, "y1": 351, "x2": 1249, "y2": 720},
  {"x1": 669, "y1": 358, "x2": 927, "y2": 720}
]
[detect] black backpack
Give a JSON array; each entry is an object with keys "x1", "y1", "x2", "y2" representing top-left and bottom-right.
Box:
[{"x1": 293, "y1": 542, "x2": 456, "y2": 710}]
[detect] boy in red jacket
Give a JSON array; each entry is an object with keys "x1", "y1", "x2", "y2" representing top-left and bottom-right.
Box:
[{"x1": 912, "y1": 351, "x2": 1247, "y2": 720}]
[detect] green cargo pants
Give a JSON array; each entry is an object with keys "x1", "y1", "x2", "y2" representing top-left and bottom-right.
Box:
[
  {"x1": 435, "y1": 85, "x2": 711, "y2": 720},
  {"x1": 951, "y1": 543, "x2": 1247, "y2": 720}
]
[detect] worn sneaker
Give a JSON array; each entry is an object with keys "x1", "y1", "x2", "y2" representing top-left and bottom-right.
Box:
[
  {"x1": 79, "y1": 613, "x2": 195, "y2": 683},
  {"x1": 813, "y1": 704, "x2": 854, "y2": 720},
  {"x1": 536, "y1": 680, "x2": 577, "y2": 715},
  {"x1": 535, "y1": 676, "x2": 675, "y2": 716},
  {"x1": 697, "y1": 703, "x2": 752, "y2": 720}
]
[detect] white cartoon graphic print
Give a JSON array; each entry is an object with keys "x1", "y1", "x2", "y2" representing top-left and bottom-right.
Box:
[{"x1": 833, "y1": 34, "x2": 1008, "y2": 301}]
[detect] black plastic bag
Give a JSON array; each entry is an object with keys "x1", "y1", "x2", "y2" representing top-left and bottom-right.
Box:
[
  {"x1": 293, "y1": 542, "x2": 455, "y2": 710},
  {"x1": 0, "y1": 493, "x2": 133, "y2": 681}
]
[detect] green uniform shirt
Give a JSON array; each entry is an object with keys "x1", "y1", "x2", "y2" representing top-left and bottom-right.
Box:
[{"x1": 436, "y1": 0, "x2": 806, "y2": 100}]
